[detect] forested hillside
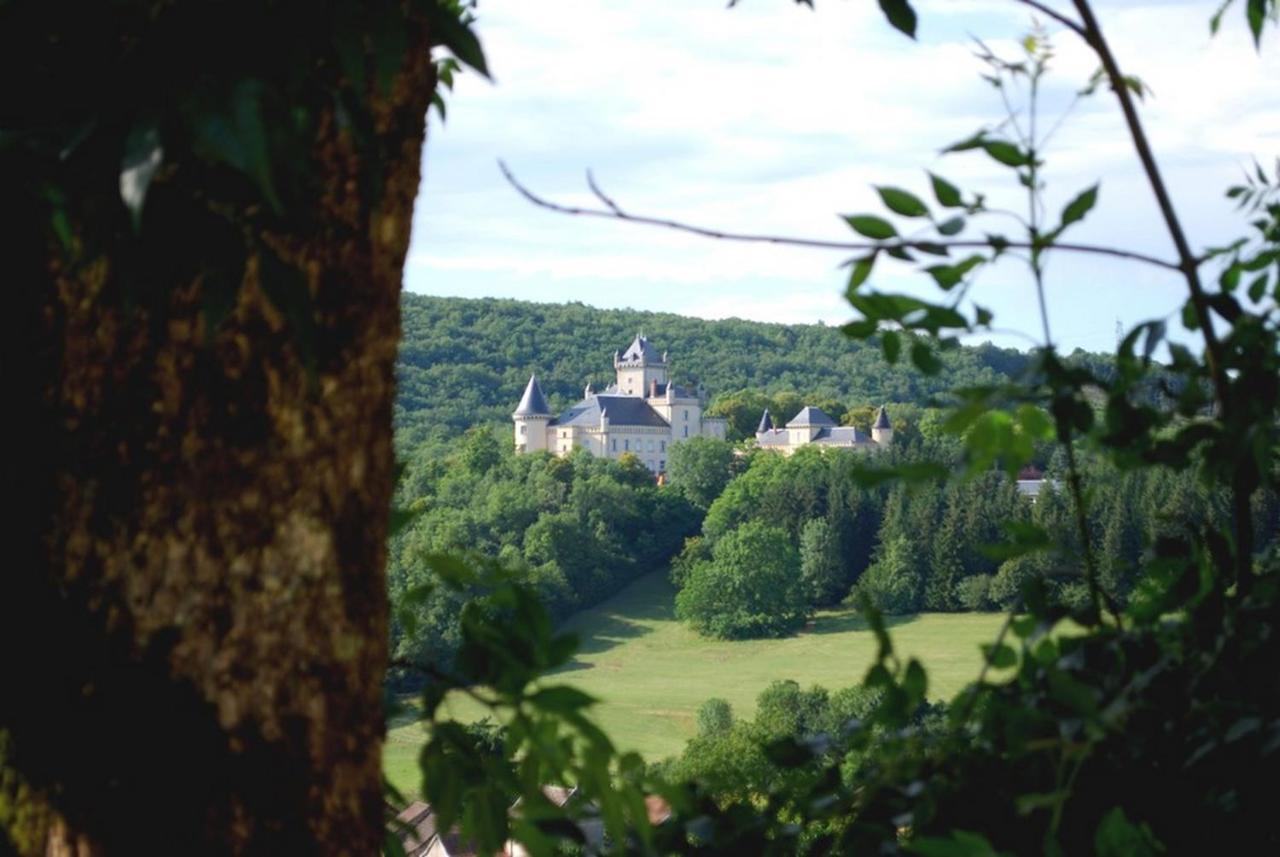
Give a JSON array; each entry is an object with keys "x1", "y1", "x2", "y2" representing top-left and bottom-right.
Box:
[{"x1": 395, "y1": 294, "x2": 1087, "y2": 449}]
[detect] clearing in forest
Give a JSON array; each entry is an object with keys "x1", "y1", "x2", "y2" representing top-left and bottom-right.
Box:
[{"x1": 384, "y1": 570, "x2": 1006, "y2": 795}]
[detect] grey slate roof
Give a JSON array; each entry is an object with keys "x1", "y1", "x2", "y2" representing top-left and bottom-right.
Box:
[
  {"x1": 514, "y1": 375, "x2": 552, "y2": 416},
  {"x1": 757, "y1": 409, "x2": 774, "y2": 433},
  {"x1": 873, "y1": 405, "x2": 892, "y2": 429},
  {"x1": 813, "y1": 426, "x2": 870, "y2": 444},
  {"x1": 620, "y1": 334, "x2": 664, "y2": 364},
  {"x1": 556, "y1": 394, "x2": 670, "y2": 428},
  {"x1": 756, "y1": 429, "x2": 790, "y2": 446},
  {"x1": 786, "y1": 406, "x2": 837, "y2": 428}
]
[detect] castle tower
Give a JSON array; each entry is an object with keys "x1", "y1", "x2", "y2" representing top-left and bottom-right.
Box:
[
  {"x1": 513, "y1": 375, "x2": 552, "y2": 453},
  {"x1": 756, "y1": 409, "x2": 774, "y2": 435},
  {"x1": 613, "y1": 333, "x2": 668, "y2": 396},
  {"x1": 872, "y1": 405, "x2": 893, "y2": 446}
]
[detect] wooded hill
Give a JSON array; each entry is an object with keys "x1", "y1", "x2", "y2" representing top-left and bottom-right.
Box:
[{"x1": 395, "y1": 293, "x2": 1105, "y2": 449}]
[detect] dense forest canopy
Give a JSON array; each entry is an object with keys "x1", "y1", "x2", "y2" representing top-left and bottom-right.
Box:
[{"x1": 394, "y1": 294, "x2": 1106, "y2": 449}]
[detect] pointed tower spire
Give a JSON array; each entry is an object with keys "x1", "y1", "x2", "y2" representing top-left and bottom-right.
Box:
[
  {"x1": 513, "y1": 375, "x2": 552, "y2": 417},
  {"x1": 873, "y1": 405, "x2": 891, "y2": 429},
  {"x1": 756, "y1": 409, "x2": 774, "y2": 434}
]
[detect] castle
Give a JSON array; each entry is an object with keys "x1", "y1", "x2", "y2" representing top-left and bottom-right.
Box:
[
  {"x1": 513, "y1": 335, "x2": 892, "y2": 472},
  {"x1": 753, "y1": 403, "x2": 892, "y2": 454},
  {"x1": 513, "y1": 335, "x2": 728, "y2": 475}
]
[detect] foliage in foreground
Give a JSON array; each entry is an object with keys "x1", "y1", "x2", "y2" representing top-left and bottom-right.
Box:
[{"x1": 401, "y1": 1, "x2": 1280, "y2": 854}]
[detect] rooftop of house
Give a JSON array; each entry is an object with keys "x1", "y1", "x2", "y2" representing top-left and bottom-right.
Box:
[
  {"x1": 786, "y1": 406, "x2": 838, "y2": 428},
  {"x1": 554, "y1": 394, "x2": 671, "y2": 429}
]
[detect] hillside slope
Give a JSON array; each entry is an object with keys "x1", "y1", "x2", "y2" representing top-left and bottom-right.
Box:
[{"x1": 395, "y1": 294, "x2": 1049, "y2": 448}]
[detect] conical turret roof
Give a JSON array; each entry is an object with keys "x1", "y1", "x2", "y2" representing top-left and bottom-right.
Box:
[
  {"x1": 514, "y1": 375, "x2": 552, "y2": 417},
  {"x1": 757, "y1": 409, "x2": 774, "y2": 433},
  {"x1": 873, "y1": 405, "x2": 891, "y2": 429}
]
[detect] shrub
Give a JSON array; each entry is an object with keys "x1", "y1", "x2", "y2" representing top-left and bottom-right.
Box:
[
  {"x1": 696, "y1": 698, "x2": 734, "y2": 736},
  {"x1": 954, "y1": 574, "x2": 994, "y2": 611},
  {"x1": 850, "y1": 535, "x2": 921, "y2": 615},
  {"x1": 675, "y1": 521, "x2": 807, "y2": 639}
]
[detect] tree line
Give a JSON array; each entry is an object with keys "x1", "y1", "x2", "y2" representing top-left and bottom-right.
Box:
[
  {"x1": 394, "y1": 293, "x2": 1119, "y2": 450},
  {"x1": 668, "y1": 425, "x2": 1279, "y2": 638}
]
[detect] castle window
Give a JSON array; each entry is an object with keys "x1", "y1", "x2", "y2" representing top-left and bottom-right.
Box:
[
  {"x1": 647, "y1": 439, "x2": 654, "y2": 452},
  {"x1": 624, "y1": 439, "x2": 630, "y2": 451},
  {"x1": 659, "y1": 460, "x2": 665, "y2": 471},
  {"x1": 611, "y1": 438, "x2": 617, "y2": 451},
  {"x1": 660, "y1": 441, "x2": 666, "y2": 452},
  {"x1": 683, "y1": 409, "x2": 688, "y2": 421},
  {"x1": 519, "y1": 425, "x2": 527, "y2": 436},
  {"x1": 683, "y1": 426, "x2": 688, "y2": 438}
]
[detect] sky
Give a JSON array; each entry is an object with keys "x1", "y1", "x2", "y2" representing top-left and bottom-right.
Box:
[{"x1": 404, "y1": 0, "x2": 1278, "y2": 354}]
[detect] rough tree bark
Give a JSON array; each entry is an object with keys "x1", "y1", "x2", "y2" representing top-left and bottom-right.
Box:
[{"x1": 3, "y1": 3, "x2": 439, "y2": 853}]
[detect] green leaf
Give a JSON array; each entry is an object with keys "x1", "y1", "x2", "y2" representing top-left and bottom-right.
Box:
[
  {"x1": 937, "y1": 216, "x2": 965, "y2": 236},
  {"x1": 914, "y1": 241, "x2": 951, "y2": 256},
  {"x1": 1219, "y1": 263, "x2": 1242, "y2": 291},
  {"x1": 1246, "y1": 0, "x2": 1266, "y2": 48},
  {"x1": 909, "y1": 830, "x2": 1006, "y2": 857},
  {"x1": 911, "y1": 340, "x2": 943, "y2": 375},
  {"x1": 881, "y1": 329, "x2": 901, "y2": 363},
  {"x1": 423, "y1": 1, "x2": 492, "y2": 78},
  {"x1": 942, "y1": 131, "x2": 988, "y2": 154},
  {"x1": 876, "y1": 186, "x2": 930, "y2": 217},
  {"x1": 189, "y1": 79, "x2": 283, "y2": 213},
  {"x1": 1095, "y1": 807, "x2": 1165, "y2": 857},
  {"x1": 1181, "y1": 300, "x2": 1201, "y2": 330},
  {"x1": 120, "y1": 121, "x2": 163, "y2": 230},
  {"x1": 903, "y1": 658, "x2": 928, "y2": 702},
  {"x1": 1247, "y1": 271, "x2": 1269, "y2": 302},
  {"x1": 843, "y1": 214, "x2": 898, "y2": 240},
  {"x1": 877, "y1": 0, "x2": 918, "y2": 39},
  {"x1": 1209, "y1": 0, "x2": 1232, "y2": 35},
  {"x1": 924, "y1": 254, "x2": 985, "y2": 290},
  {"x1": 982, "y1": 140, "x2": 1032, "y2": 167},
  {"x1": 929, "y1": 172, "x2": 964, "y2": 208},
  {"x1": 528, "y1": 685, "x2": 597, "y2": 713},
  {"x1": 846, "y1": 253, "x2": 877, "y2": 292},
  {"x1": 981, "y1": 642, "x2": 1017, "y2": 669},
  {"x1": 1059, "y1": 183, "x2": 1100, "y2": 230}
]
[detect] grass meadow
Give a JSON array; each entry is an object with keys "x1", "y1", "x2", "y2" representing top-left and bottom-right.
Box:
[{"x1": 384, "y1": 570, "x2": 1007, "y2": 796}]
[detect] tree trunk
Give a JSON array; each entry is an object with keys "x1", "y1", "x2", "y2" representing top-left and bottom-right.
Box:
[{"x1": 2, "y1": 5, "x2": 437, "y2": 853}]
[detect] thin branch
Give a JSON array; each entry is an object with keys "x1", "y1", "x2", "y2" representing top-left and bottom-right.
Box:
[
  {"x1": 499, "y1": 160, "x2": 1183, "y2": 272},
  {"x1": 1068, "y1": 0, "x2": 1247, "y2": 586},
  {"x1": 1013, "y1": 0, "x2": 1087, "y2": 38}
]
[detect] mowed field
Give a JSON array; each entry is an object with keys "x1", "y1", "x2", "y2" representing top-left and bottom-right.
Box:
[{"x1": 385, "y1": 570, "x2": 1006, "y2": 796}]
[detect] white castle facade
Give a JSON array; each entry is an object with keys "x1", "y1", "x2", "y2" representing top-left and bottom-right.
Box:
[
  {"x1": 513, "y1": 334, "x2": 893, "y2": 473},
  {"x1": 753, "y1": 403, "x2": 893, "y2": 454},
  {"x1": 513, "y1": 335, "x2": 728, "y2": 475}
]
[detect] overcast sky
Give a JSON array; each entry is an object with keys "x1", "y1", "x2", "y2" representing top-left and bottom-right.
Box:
[{"x1": 404, "y1": 0, "x2": 1278, "y2": 353}]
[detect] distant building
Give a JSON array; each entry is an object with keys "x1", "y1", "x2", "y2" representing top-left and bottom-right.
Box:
[
  {"x1": 1015, "y1": 465, "x2": 1056, "y2": 501},
  {"x1": 513, "y1": 334, "x2": 728, "y2": 474},
  {"x1": 754, "y1": 404, "x2": 893, "y2": 455}
]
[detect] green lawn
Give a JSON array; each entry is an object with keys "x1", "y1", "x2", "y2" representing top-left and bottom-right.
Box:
[{"x1": 385, "y1": 570, "x2": 1006, "y2": 796}]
